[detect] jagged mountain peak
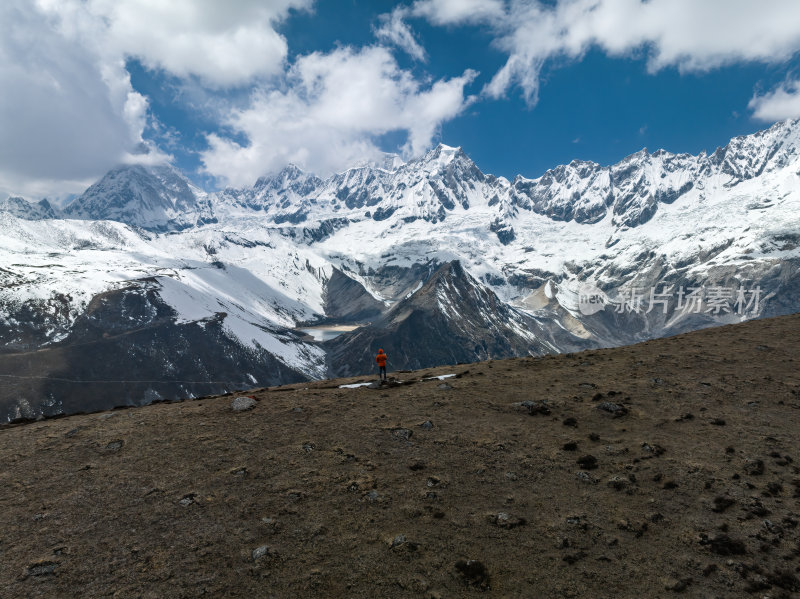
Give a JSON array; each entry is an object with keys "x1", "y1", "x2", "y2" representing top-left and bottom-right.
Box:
[
  {"x1": 254, "y1": 164, "x2": 307, "y2": 189},
  {"x1": 411, "y1": 143, "x2": 474, "y2": 171},
  {"x1": 0, "y1": 196, "x2": 59, "y2": 220},
  {"x1": 396, "y1": 260, "x2": 468, "y2": 305},
  {"x1": 346, "y1": 152, "x2": 405, "y2": 173},
  {"x1": 709, "y1": 118, "x2": 800, "y2": 183},
  {"x1": 326, "y1": 259, "x2": 588, "y2": 376},
  {"x1": 15, "y1": 118, "x2": 800, "y2": 237},
  {"x1": 619, "y1": 147, "x2": 651, "y2": 163},
  {"x1": 737, "y1": 117, "x2": 799, "y2": 141},
  {"x1": 428, "y1": 142, "x2": 463, "y2": 157},
  {"x1": 62, "y1": 162, "x2": 214, "y2": 231},
  {"x1": 378, "y1": 153, "x2": 405, "y2": 172},
  {"x1": 383, "y1": 260, "x2": 521, "y2": 333}
]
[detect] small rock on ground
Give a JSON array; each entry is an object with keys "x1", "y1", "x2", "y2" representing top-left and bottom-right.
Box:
[
  {"x1": 489, "y1": 512, "x2": 526, "y2": 528},
  {"x1": 597, "y1": 402, "x2": 628, "y2": 417},
  {"x1": 231, "y1": 396, "x2": 257, "y2": 412}
]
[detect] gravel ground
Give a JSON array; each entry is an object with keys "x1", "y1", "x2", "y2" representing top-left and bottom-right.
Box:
[{"x1": 1, "y1": 313, "x2": 799, "y2": 598}]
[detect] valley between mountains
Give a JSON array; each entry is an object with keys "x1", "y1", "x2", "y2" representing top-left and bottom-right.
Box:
[{"x1": 2, "y1": 119, "x2": 800, "y2": 419}]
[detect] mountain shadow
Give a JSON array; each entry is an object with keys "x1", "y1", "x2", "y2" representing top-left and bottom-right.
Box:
[{"x1": 325, "y1": 260, "x2": 594, "y2": 377}]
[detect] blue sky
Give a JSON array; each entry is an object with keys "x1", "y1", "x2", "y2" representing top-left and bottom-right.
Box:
[{"x1": 3, "y1": 0, "x2": 800, "y2": 199}]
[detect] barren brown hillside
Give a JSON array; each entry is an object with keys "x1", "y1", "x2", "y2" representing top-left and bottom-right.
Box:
[{"x1": 1, "y1": 314, "x2": 800, "y2": 598}]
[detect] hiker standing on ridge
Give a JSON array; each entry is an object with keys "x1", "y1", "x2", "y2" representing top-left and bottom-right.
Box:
[{"x1": 376, "y1": 349, "x2": 388, "y2": 381}]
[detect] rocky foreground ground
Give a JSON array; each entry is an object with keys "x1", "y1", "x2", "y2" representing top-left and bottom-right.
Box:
[{"x1": 1, "y1": 314, "x2": 799, "y2": 598}]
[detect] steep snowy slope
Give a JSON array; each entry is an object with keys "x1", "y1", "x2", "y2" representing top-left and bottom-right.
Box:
[
  {"x1": 63, "y1": 164, "x2": 217, "y2": 231},
  {"x1": 0, "y1": 196, "x2": 59, "y2": 220}
]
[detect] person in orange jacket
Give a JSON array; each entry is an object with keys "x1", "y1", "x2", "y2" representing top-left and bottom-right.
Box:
[{"x1": 376, "y1": 348, "x2": 388, "y2": 381}]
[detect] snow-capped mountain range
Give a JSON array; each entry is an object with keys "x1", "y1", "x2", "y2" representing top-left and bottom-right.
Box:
[{"x1": 2, "y1": 119, "x2": 800, "y2": 420}]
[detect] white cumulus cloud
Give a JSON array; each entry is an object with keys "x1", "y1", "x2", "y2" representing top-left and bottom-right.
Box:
[
  {"x1": 201, "y1": 46, "x2": 477, "y2": 186},
  {"x1": 0, "y1": 0, "x2": 310, "y2": 199},
  {"x1": 411, "y1": 0, "x2": 506, "y2": 25},
  {"x1": 82, "y1": 0, "x2": 313, "y2": 87},
  {"x1": 374, "y1": 7, "x2": 427, "y2": 61},
  {"x1": 413, "y1": 0, "x2": 800, "y2": 106},
  {"x1": 0, "y1": 0, "x2": 155, "y2": 200},
  {"x1": 750, "y1": 80, "x2": 800, "y2": 121},
  {"x1": 2, "y1": 0, "x2": 483, "y2": 198}
]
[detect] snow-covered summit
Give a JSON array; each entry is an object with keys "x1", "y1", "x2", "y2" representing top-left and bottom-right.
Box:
[
  {"x1": 0, "y1": 196, "x2": 59, "y2": 220},
  {"x1": 62, "y1": 164, "x2": 215, "y2": 231},
  {"x1": 10, "y1": 119, "x2": 800, "y2": 238}
]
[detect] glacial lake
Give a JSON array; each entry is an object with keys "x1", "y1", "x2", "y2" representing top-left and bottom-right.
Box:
[{"x1": 298, "y1": 325, "x2": 360, "y2": 342}]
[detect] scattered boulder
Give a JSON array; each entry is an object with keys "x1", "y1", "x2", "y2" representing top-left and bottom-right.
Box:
[
  {"x1": 363, "y1": 490, "x2": 381, "y2": 503},
  {"x1": 577, "y1": 455, "x2": 598, "y2": 470},
  {"x1": 563, "y1": 441, "x2": 578, "y2": 451},
  {"x1": 252, "y1": 545, "x2": 271, "y2": 561},
  {"x1": 488, "y1": 512, "x2": 526, "y2": 529},
  {"x1": 565, "y1": 515, "x2": 587, "y2": 529},
  {"x1": 102, "y1": 440, "x2": 124, "y2": 453},
  {"x1": 641, "y1": 442, "x2": 665, "y2": 457},
  {"x1": 513, "y1": 400, "x2": 534, "y2": 408},
  {"x1": 527, "y1": 401, "x2": 551, "y2": 416},
  {"x1": 392, "y1": 428, "x2": 413, "y2": 441},
  {"x1": 562, "y1": 416, "x2": 578, "y2": 427},
  {"x1": 178, "y1": 493, "x2": 197, "y2": 507},
  {"x1": 607, "y1": 476, "x2": 628, "y2": 491},
  {"x1": 576, "y1": 471, "x2": 598, "y2": 484},
  {"x1": 389, "y1": 534, "x2": 419, "y2": 551},
  {"x1": 597, "y1": 402, "x2": 628, "y2": 417},
  {"x1": 231, "y1": 396, "x2": 257, "y2": 412},
  {"x1": 24, "y1": 561, "x2": 58, "y2": 578},
  {"x1": 419, "y1": 420, "x2": 434, "y2": 430},
  {"x1": 743, "y1": 497, "x2": 770, "y2": 518},
  {"x1": 390, "y1": 534, "x2": 406, "y2": 548}
]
